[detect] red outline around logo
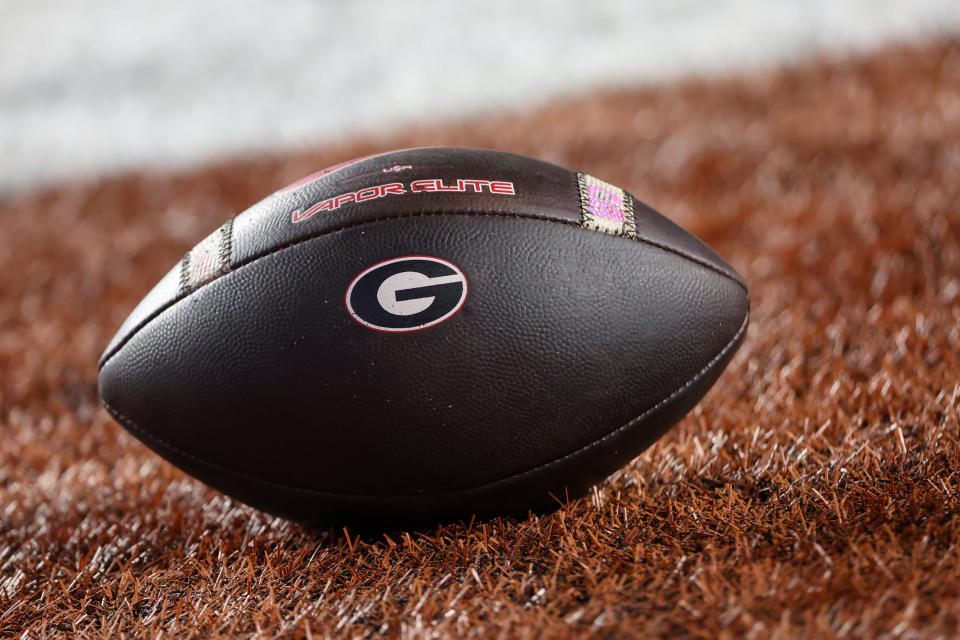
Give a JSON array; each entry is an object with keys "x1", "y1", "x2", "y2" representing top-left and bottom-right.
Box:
[{"x1": 345, "y1": 255, "x2": 468, "y2": 333}]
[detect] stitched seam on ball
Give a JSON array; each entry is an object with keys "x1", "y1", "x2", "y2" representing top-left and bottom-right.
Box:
[
  {"x1": 99, "y1": 209, "x2": 747, "y2": 369},
  {"x1": 99, "y1": 309, "x2": 748, "y2": 503}
]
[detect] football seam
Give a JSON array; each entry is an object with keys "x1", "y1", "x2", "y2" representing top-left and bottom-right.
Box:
[
  {"x1": 99, "y1": 307, "x2": 749, "y2": 503},
  {"x1": 98, "y1": 208, "x2": 748, "y2": 369}
]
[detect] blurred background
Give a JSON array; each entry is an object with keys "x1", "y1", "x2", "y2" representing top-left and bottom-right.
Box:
[{"x1": 3, "y1": 0, "x2": 960, "y2": 194}]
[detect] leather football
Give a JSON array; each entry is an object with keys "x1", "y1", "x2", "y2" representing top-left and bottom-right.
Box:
[{"x1": 98, "y1": 147, "x2": 749, "y2": 527}]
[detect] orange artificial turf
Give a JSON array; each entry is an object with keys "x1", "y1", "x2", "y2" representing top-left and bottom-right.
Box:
[{"x1": 0, "y1": 40, "x2": 958, "y2": 638}]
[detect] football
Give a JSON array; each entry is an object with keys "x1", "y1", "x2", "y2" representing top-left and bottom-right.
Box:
[{"x1": 98, "y1": 147, "x2": 749, "y2": 527}]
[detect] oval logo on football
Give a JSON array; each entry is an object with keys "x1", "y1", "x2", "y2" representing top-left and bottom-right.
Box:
[{"x1": 346, "y1": 256, "x2": 467, "y2": 332}]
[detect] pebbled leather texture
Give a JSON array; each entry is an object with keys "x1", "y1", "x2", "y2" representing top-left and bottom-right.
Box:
[{"x1": 98, "y1": 147, "x2": 749, "y2": 527}]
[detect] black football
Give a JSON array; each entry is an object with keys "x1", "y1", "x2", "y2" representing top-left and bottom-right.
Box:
[{"x1": 99, "y1": 147, "x2": 749, "y2": 527}]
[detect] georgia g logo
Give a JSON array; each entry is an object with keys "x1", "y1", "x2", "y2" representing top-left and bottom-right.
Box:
[{"x1": 346, "y1": 256, "x2": 468, "y2": 332}]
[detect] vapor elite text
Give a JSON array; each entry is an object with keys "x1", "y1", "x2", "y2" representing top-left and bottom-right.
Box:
[{"x1": 291, "y1": 179, "x2": 516, "y2": 223}]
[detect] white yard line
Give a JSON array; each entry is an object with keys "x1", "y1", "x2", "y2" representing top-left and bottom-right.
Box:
[{"x1": 1, "y1": 0, "x2": 959, "y2": 192}]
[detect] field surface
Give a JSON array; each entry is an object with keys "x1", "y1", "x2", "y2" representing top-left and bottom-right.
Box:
[{"x1": 0, "y1": 41, "x2": 958, "y2": 638}]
